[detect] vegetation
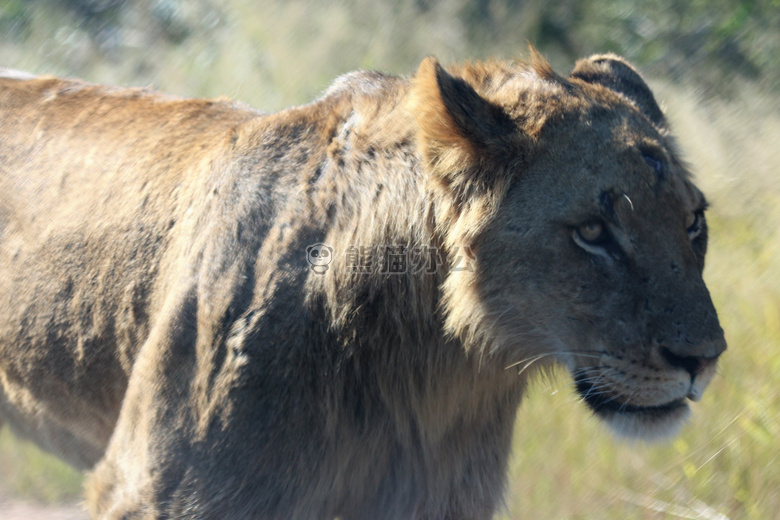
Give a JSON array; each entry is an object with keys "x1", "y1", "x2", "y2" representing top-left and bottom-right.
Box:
[{"x1": 0, "y1": 1, "x2": 778, "y2": 518}]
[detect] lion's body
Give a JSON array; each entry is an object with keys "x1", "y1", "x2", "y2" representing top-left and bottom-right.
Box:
[
  {"x1": 0, "y1": 76, "x2": 258, "y2": 467},
  {"x1": 0, "y1": 54, "x2": 724, "y2": 519}
]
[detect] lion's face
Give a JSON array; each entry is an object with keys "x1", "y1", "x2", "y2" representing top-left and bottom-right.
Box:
[
  {"x1": 412, "y1": 53, "x2": 726, "y2": 440},
  {"x1": 479, "y1": 97, "x2": 725, "y2": 440}
]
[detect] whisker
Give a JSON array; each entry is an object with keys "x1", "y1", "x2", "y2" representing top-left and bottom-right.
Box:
[
  {"x1": 504, "y1": 351, "x2": 605, "y2": 371},
  {"x1": 505, "y1": 353, "x2": 553, "y2": 370},
  {"x1": 504, "y1": 352, "x2": 557, "y2": 376},
  {"x1": 578, "y1": 371, "x2": 618, "y2": 398},
  {"x1": 573, "y1": 367, "x2": 619, "y2": 405},
  {"x1": 617, "y1": 388, "x2": 639, "y2": 412}
]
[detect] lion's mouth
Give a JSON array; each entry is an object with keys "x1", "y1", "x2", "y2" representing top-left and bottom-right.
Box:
[
  {"x1": 572, "y1": 370, "x2": 693, "y2": 440},
  {"x1": 574, "y1": 374, "x2": 688, "y2": 418}
]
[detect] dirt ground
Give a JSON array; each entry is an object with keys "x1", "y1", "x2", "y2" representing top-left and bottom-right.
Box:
[{"x1": 0, "y1": 491, "x2": 88, "y2": 520}]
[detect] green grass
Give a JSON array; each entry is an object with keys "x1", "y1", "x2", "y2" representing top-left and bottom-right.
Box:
[
  {"x1": 0, "y1": 2, "x2": 778, "y2": 518},
  {"x1": 0, "y1": 427, "x2": 84, "y2": 504}
]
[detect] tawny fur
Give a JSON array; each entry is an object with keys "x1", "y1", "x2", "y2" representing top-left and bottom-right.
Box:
[{"x1": 0, "y1": 53, "x2": 724, "y2": 519}]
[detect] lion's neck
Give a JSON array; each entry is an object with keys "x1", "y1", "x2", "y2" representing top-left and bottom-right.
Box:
[{"x1": 295, "y1": 86, "x2": 524, "y2": 433}]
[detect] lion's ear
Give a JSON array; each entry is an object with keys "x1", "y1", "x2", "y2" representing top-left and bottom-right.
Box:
[
  {"x1": 410, "y1": 57, "x2": 514, "y2": 184},
  {"x1": 570, "y1": 54, "x2": 666, "y2": 128}
]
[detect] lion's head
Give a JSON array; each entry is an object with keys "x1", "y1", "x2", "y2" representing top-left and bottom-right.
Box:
[{"x1": 410, "y1": 51, "x2": 726, "y2": 440}]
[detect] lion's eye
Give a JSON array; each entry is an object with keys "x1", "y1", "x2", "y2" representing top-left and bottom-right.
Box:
[
  {"x1": 577, "y1": 222, "x2": 606, "y2": 244},
  {"x1": 572, "y1": 221, "x2": 618, "y2": 260},
  {"x1": 686, "y1": 210, "x2": 704, "y2": 240}
]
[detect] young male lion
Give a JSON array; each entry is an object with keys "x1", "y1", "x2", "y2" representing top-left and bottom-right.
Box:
[{"x1": 0, "y1": 50, "x2": 725, "y2": 519}]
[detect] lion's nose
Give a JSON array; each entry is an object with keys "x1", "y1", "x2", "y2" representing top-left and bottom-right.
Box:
[{"x1": 659, "y1": 346, "x2": 720, "y2": 379}]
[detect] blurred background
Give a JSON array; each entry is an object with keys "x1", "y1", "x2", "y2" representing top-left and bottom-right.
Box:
[{"x1": 0, "y1": 0, "x2": 778, "y2": 519}]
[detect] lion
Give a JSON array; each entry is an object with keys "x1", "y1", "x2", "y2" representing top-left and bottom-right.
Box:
[{"x1": 0, "y1": 50, "x2": 725, "y2": 519}]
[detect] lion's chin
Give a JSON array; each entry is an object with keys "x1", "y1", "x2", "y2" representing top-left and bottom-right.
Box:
[{"x1": 575, "y1": 378, "x2": 691, "y2": 442}]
